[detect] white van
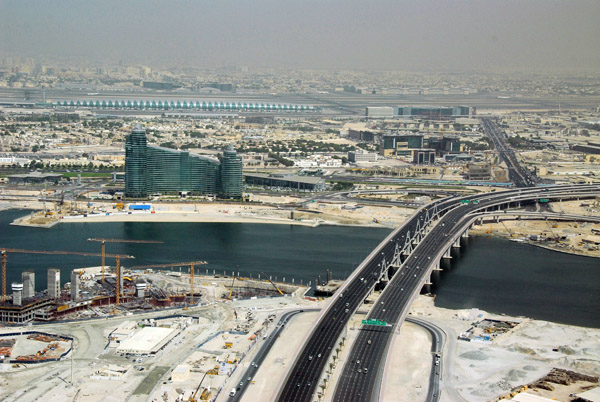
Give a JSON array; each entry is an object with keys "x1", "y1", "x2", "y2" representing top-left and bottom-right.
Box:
[{"x1": 229, "y1": 388, "x2": 236, "y2": 397}]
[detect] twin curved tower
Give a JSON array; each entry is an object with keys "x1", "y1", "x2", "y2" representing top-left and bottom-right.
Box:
[{"x1": 125, "y1": 124, "x2": 242, "y2": 199}]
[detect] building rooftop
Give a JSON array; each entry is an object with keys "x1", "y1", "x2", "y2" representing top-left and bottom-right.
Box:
[
  {"x1": 243, "y1": 172, "x2": 324, "y2": 185},
  {"x1": 116, "y1": 326, "x2": 177, "y2": 355}
]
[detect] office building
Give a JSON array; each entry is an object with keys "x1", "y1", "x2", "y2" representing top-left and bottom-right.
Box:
[
  {"x1": 219, "y1": 145, "x2": 243, "y2": 198},
  {"x1": 413, "y1": 149, "x2": 436, "y2": 165},
  {"x1": 47, "y1": 268, "x2": 61, "y2": 299},
  {"x1": 380, "y1": 134, "x2": 424, "y2": 157},
  {"x1": 397, "y1": 106, "x2": 472, "y2": 119},
  {"x1": 426, "y1": 136, "x2": 461, "y2": 155},
  {"x1": 348, "y1": 151, "x2": 377, "y2": 163},
  {"x1": 22, "y1": 271, "x2": 34, "y2": 299},
  {"x1": 467, "y1": 162, "x2": 493, "y2": 180},
  {"x1": 347, "y1": 129, "x2": 378, "y2": 143},
  {"x1": 125, "y1": 125, "x2": 242, "y2": 199}
]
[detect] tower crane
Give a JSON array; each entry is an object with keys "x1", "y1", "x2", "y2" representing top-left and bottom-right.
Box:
[
  {"x1": 131, "y1": 261, "x2": 208, "y2": 305},
  {"x1": 86, "y1": 238, "x2": 163, "y2": 284},
  {"x1": 0, "y1": 247, "x2": 133, "y2": 302}
]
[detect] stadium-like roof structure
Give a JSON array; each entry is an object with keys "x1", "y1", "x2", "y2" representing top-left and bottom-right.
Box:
[{"x1": 54, "y1": 99, "x2": 318, "y2": 112}]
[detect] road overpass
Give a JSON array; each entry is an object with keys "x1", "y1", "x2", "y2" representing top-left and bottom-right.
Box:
[{"x1": 276, "y1": 184, "x2": 600, "y2": 402}]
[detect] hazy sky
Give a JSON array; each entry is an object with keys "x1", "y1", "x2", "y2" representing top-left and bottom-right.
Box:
[{"x1": 1, "y1": 0, "x2": 599, "y2": 72}]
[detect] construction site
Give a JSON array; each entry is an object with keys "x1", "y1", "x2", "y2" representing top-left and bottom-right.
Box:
[{"x1": 0, "y1": 237, "x2": 300, "y2": 326}]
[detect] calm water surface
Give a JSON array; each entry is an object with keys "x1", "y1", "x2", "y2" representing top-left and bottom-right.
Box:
[{"x1": 1, "y1": 210, "x2": 597, "y2": 327}]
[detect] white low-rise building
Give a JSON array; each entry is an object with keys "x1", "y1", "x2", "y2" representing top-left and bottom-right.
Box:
[{"x1": 116, "y1": 327, "x2": 178, "y2": 355}]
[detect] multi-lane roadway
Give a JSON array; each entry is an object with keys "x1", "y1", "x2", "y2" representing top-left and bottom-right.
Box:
[
  {"x1": 481, "y1": 117, "x2": 539, "y2": 187},
  {"x1": 278, "y1": 184, "x2": 600, "y2": 402},
  {"x1": 229, "y1": 309, "x2": 317, "y2": 401}
]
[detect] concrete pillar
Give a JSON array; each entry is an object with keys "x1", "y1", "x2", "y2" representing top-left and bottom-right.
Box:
[
  {"x1": 433, "y1": 260, "x2": 442, "y2": 271},
  {"x1": 22, "y1": 271, "x2": 34, "y2": 299},
  {"x1": 136, "y1": 283, "x2": 146, "y2": 298},
  {"x1": 462, "y1": 229, "x2": 469, "y2": 238},
  {"x1": 443, "y1": 248, "x2": 452, "y2": 259},
  {"x1": 12, "y1": 283, "x2": 23, "y2": 306},
  {"x1": 47, "y1": 268, "x2": 60, "y2": 299},
  {"x1": 452, "y1": 239, "x2": 461, "y2": 248}
]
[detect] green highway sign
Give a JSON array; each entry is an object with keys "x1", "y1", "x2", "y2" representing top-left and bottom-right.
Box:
[{"x1": 362, "y1": 319, "x2": 387, "y2": 326}]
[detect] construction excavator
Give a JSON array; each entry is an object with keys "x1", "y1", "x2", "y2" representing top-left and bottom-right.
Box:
[
  {"x1": 189, "y1": 372, "x2": 207, "y2": 402},
  {"x1": 261, "y1": 271, "x2": 284, "y2": 295},
  {"x1": 228, "y1": 276, "x2": 236, "y2": 300}
]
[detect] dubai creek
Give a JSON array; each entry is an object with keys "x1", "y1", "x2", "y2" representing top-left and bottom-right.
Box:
[{"x1": 1, "y1": 209, "x2": 598, "y2": 328}]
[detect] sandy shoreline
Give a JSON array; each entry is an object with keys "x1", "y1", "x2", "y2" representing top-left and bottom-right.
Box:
[{"x1": 8, "y1": 208, "x2": 387, "y2": 229}]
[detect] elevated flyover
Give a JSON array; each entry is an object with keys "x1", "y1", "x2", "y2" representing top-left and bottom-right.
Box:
[{"x1": 276, "y1": 184, "x2": 600, "y2": 402}]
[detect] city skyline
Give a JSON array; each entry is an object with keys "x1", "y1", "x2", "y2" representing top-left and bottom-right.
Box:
[{"x1": 1, "y1": 0, "x2": 600, "y2": 72}]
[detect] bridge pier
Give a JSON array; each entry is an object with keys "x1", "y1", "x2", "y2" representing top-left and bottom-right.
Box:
[
  {"x1": 442, "y1": 248, "x2": 452, "y2": 259},
  {"x1": 452, "y1": 238, "x2": 461, "y2": 248},
  {"x1": 461, "y1": 229, "x2": 469, "y2": 238},
  {"x1": 433, "y1": 260, "x2": 442, "y2": 272},
  {"x1": 425, "y1": 273, "x2": 433, "y2": 286}
]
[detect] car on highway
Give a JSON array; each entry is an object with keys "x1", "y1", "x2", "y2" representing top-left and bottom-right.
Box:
[
  {"x1": 364, "y1": 368, "x2": 368, "y2": 373},
  {"x1": 308, "y1": 355, "x2": 313, "y2": 360}
]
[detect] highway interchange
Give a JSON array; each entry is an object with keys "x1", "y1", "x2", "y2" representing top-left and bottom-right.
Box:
[{"x1": 277, "y1": 184, "x2": 600, "y2": 402}]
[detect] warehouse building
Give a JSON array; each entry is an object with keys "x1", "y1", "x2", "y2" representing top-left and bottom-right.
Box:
[
  {"x1": 7, "y1": 172, "x2": 63, "y2": 185},
  {"x1": 244, "y1": 173, "x2": 325, "y2": 191}
]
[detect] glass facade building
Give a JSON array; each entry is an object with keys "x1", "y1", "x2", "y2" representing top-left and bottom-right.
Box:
[
  {"x1": 125, "y1": 124, "x2": 148, "y2": 198},
  {"x1": 125, "y1": 125, "x2": 241, "y2": 198},
  {"x1": 219, "y1": 145, "x2": 243, "y2": 198}
]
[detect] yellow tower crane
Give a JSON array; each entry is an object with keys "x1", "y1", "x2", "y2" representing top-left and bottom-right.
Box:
[
  {"x1": 0, "y1": 247, "x2": 134, "y2": 302},
  {"x1": 87, "y1": 238, "x2": 163, "y2": 284},
  {"x1": 131, "y1": 261, "x2": 207, "y2": 305}
]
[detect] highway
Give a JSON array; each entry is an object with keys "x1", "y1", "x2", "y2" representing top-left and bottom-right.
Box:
[
  {"x1": 480, "y1": 117, "x2": 539, "y2": 187},
  {"x1": 229, "y1": 309, "x2": 316, "y2": 401},
  {"x1": 405, "y1": 317, "x2": 445, "y2": 402},
  {"x1": 277, "y1": 184, "x2": 600, "y2": 402}
]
